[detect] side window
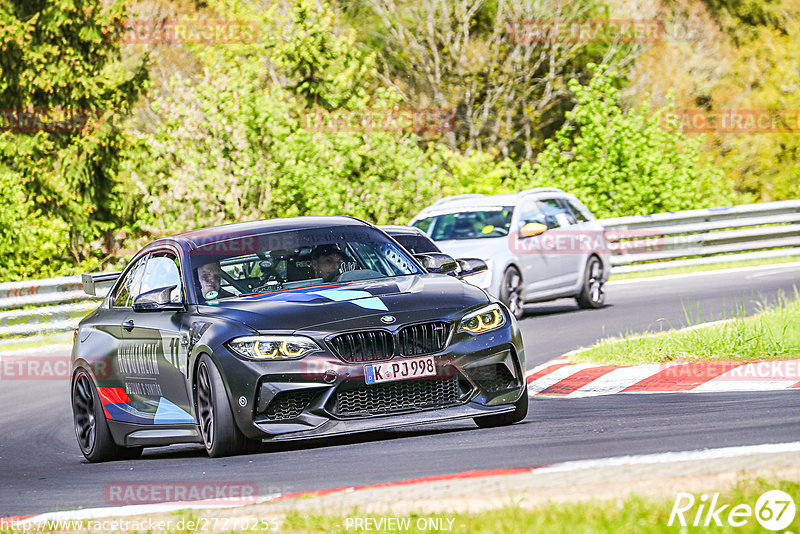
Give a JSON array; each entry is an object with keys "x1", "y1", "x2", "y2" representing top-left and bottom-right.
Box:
[
  {"x1": 565, "y1": 199, "x2": 590, "y2": 223},
  {"x1": 517, "y1": 201, "x2": 546, "y2": 226},
  {"x1": 538, "y1": 198, "x2": 573, "y2": 228},
  {"x1": 139, "y1": 253, "x2": 184, "y2": 303},
  {"x1": 112, "y1": 256, "x2": 148, "y2": 308}
]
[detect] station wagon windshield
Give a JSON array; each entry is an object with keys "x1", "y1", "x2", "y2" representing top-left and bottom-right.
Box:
[
  {"x1": 412, "y1": 207, "x2": 515, "y2": 241},
  {"x1": 189, "y1": 226, "x2": 422, "y2": 302}
]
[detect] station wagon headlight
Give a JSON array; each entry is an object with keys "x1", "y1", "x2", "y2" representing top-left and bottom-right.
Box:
[
  {"x1": 227, "y1": 335, "x2": 320, "y2": 360},
  {"x1": 458, "y1": 304, "x2": 506, "y2": 334}
]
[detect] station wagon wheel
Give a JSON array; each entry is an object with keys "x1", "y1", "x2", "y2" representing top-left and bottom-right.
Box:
[
  {"x1": 576, "y1": 256, "x2": 606, "y2": 309},
  {"x1": 195, "y1": 355, "x2": 249, "y2": 457},
  {"x1": 500, "y1": 266, "x2": 524, "y2": 320},
  {"x1": 71, "y1": 369, "x2": 143, "y2": 462}
]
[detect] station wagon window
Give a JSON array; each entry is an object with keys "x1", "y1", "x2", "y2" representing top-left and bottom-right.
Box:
[
  {"x1": 538, "y1": 198, "x2": 574, "y2": 228},
  {"x1": 564, "y1": 199, "x2": 590, "y2": 223},
  {"x1": 139, "y1": 253, "x2": 184, "y2": 304},
  {"x1": 517, "y1": 201, "x2": 546, "y2": 226},
  {"x1": 412, "y1": 207, "x2": 514, "y2": 240},
  {"x1": 112, "y1": 256, "x2": 148, "y2": 308}
]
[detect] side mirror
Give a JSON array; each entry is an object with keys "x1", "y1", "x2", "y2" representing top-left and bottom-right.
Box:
[
  {"x1": 414, "y1": 253, "x2": 458, "y2": 274},
  {"x1": 455, "y1": 258, "x2": 488, "y2": 278},
  {"x1": 133, "y1": 285, "x2": 183, "y2": 312},
  {"x1": 519, "y1": 222, "x2": 547, "y2": 238}
]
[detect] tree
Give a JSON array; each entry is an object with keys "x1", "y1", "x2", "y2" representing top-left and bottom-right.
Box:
[
  {"x1": 529, "y1": 64, "x2": 733, "y2": 218},
  {"x1": 342, "y1": 0, "x2": 641, "y2": 161},
  {"x1": 0, "y1": 0, "x2": 148, "y2": 277}
]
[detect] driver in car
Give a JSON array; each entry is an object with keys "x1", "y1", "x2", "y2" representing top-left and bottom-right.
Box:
[
  {"x1": 197, "y1": 261, "x2": 234, "y2": 300},
  {"x1": 310, "y1": 245, "x2": 347, "y2": 282}
]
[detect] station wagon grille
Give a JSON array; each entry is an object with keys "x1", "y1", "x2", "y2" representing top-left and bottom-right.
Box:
[
  {"x1": 329, "y1": 322, "x2": 451, "y2": 363},
  {"x1": 333, "y1": 377, "x2": 463, "y2": 417}
]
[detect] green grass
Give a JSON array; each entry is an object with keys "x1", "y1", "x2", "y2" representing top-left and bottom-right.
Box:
[
  {"x1": 2, "y1": 475, "x2": 796, "y2": 533},
  {"x1": 0, "y1": 332, "x2": 73, "y2": 352},
  {"x1": 610, "y1": 256, "x2": 800, "y2": 281},
  {"x1": 279, "y1": 475, "x2": 799, "y2": 533},
  {"x1": 573, "y1": 292, "x2": 800, "y2": 365}
]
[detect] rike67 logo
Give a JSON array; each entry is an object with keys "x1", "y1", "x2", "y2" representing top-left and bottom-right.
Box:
[{"x1": 669, "y1": 490, "x2": 796, "y2": 531}]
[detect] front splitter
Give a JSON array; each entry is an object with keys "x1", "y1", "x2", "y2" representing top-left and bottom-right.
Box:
[{"x1": 256, "y1": 401, "x2": 516, "y2": 442}]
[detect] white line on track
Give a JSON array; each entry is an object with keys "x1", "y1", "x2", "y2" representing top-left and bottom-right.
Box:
[{"x1": 608, "y1": 262, "x2": 800, "y2": 286}]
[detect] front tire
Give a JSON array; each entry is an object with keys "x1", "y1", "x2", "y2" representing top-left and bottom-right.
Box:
[
  {"x1": 72, "y1": 369, "x2": 143, "y2": 462},
  {"x1": 195, "y1": 354, "x2": 249, "y2": 458},
  {"x1": 576, "y1": 256, "x2": 605, "y2": 309},
  {"x1": 499, "y1": 266, "x2": 524, "y2": 320},
  {"x1": 473, "y1": 392, "x2": 529, "y2": 428}
]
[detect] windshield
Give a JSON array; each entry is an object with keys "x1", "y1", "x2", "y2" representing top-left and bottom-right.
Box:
[
  {"x1": 412, "y1": 207, "x2": 515, "y2": 241},
  {"x1": 189, "y1": 226, "x2": 423, "y2": 302}
]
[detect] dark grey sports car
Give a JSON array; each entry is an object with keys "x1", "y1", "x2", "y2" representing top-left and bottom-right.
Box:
[{"x1": 71, "y1": 217, "x2": 528, "y2": 461}]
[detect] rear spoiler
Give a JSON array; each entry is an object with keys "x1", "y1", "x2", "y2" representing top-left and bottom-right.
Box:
[{"x1": 81, "y1": 272, "x2": 122, "y2": 296}]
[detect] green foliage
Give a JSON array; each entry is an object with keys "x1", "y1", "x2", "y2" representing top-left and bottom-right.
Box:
[
  {"x1": 0, "y1": 0, "x2": 148, "y2": 280},
  {"x1": 130, "y1": 0, "x2": 525, "y2": 235},
  {"x1": 528, "y1": 65, "x2": 734, "y2": 218}
]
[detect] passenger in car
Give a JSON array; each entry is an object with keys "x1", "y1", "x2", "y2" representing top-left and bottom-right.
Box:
[
  {"x1": 310, "y1": 245, "x2": 347, "y2": 282},
  {"x1": 197, "y1": 261, "x2": 233, "y2": 300}
]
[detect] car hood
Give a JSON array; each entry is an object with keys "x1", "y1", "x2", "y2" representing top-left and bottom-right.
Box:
[
  {"x1": 197, "y1": 274, "x2": 489, "y2": 332},
  {"x1": 435, "y1": 237, "x2": 506, "y2": 262}
]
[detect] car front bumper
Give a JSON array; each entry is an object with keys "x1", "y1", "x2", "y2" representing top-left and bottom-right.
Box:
[{"x1": 210, "y1": 319, "x2": 526, "y2": 441}]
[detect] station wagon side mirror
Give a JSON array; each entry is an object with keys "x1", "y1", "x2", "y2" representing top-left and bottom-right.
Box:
[
  {"x1": 414, "y1": 253, "x2": 459, "y2": 274},
  {"x1": 455, "y1": 258, "x2": 488, "y2": 278},
  {"x1": 133, "y1": 285, "x2": 184, "y2": 312},
  {"x1": 519, "y1": 222, "x2": 548, "y2": 238}
]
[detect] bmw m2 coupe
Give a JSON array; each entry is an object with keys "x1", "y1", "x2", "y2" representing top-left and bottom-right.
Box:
[{"x1": 71, "y1": 217, "x2": 527, "y2": 461}]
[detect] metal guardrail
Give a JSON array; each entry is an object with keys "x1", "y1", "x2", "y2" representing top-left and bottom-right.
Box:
[
  {"x1": 1, "y1": 200, "x2": 798, "y2": 342},
  {"x1": 599, "y1": 200, "x2": 800, "y2": 273}
]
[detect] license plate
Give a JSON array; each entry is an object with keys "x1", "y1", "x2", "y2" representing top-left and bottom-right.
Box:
[{"x1": 364, "y1": 356, "x2": 436, "y2": 384}]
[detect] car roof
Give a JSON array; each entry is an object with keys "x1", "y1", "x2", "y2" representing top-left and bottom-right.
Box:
[
  {"x1": 145, "y1": 216, "x2": 370, "y2": 252},
  {"x1": 417, "y1": 188, "x2": 571, "y2": 215}
]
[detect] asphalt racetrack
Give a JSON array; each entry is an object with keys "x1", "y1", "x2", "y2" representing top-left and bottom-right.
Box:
[{"x1": 1, "y1": 264, "x2": 799, "y2": 516}]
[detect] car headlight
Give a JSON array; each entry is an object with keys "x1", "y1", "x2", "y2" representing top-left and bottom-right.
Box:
[
  {"x1": 227, "y1": 335, "x2": 320, "y2": 360},
  {"x1": 458, "y1": 303, "x2": 506, "y2": 334}
]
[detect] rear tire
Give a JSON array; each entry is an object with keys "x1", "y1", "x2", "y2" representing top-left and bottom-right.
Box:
[
  {"x1": 473, "y1": 392, "x2": 529, "y2": 428},
  {"x1": 499, "y1": 266, "x2": 524, "y2": 320},
  {"x1": 576, "y1": 256, "x2": 605, "y2": 309},
  {"x1": 195, "y1": 354, "x2": 250, "y2": 458},
  {"x1": 71, "y1": 369, "x2": 143, "y2": 463}
]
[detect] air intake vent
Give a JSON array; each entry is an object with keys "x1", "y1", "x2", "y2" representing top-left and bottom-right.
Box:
[
  {"x1": 329, "y1": 331, "x2": 394, "y2": 363},
  {"x1": 397, "y1": 322, "x2": 450, "y2": 356}
]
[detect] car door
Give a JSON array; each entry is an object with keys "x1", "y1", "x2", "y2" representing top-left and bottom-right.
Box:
[
  {"x1": 558, "y1": 197, "x2": 595, "y2": 280},
  {"x1": 535, "y1": 197, "x2": 580, "y2": 289},
  {"x1": 120, "y1": 250, "x2": 195, "y2": 425},
  {"x1": 514, "y1": 199, "x2": 561, "y2": 294}
]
